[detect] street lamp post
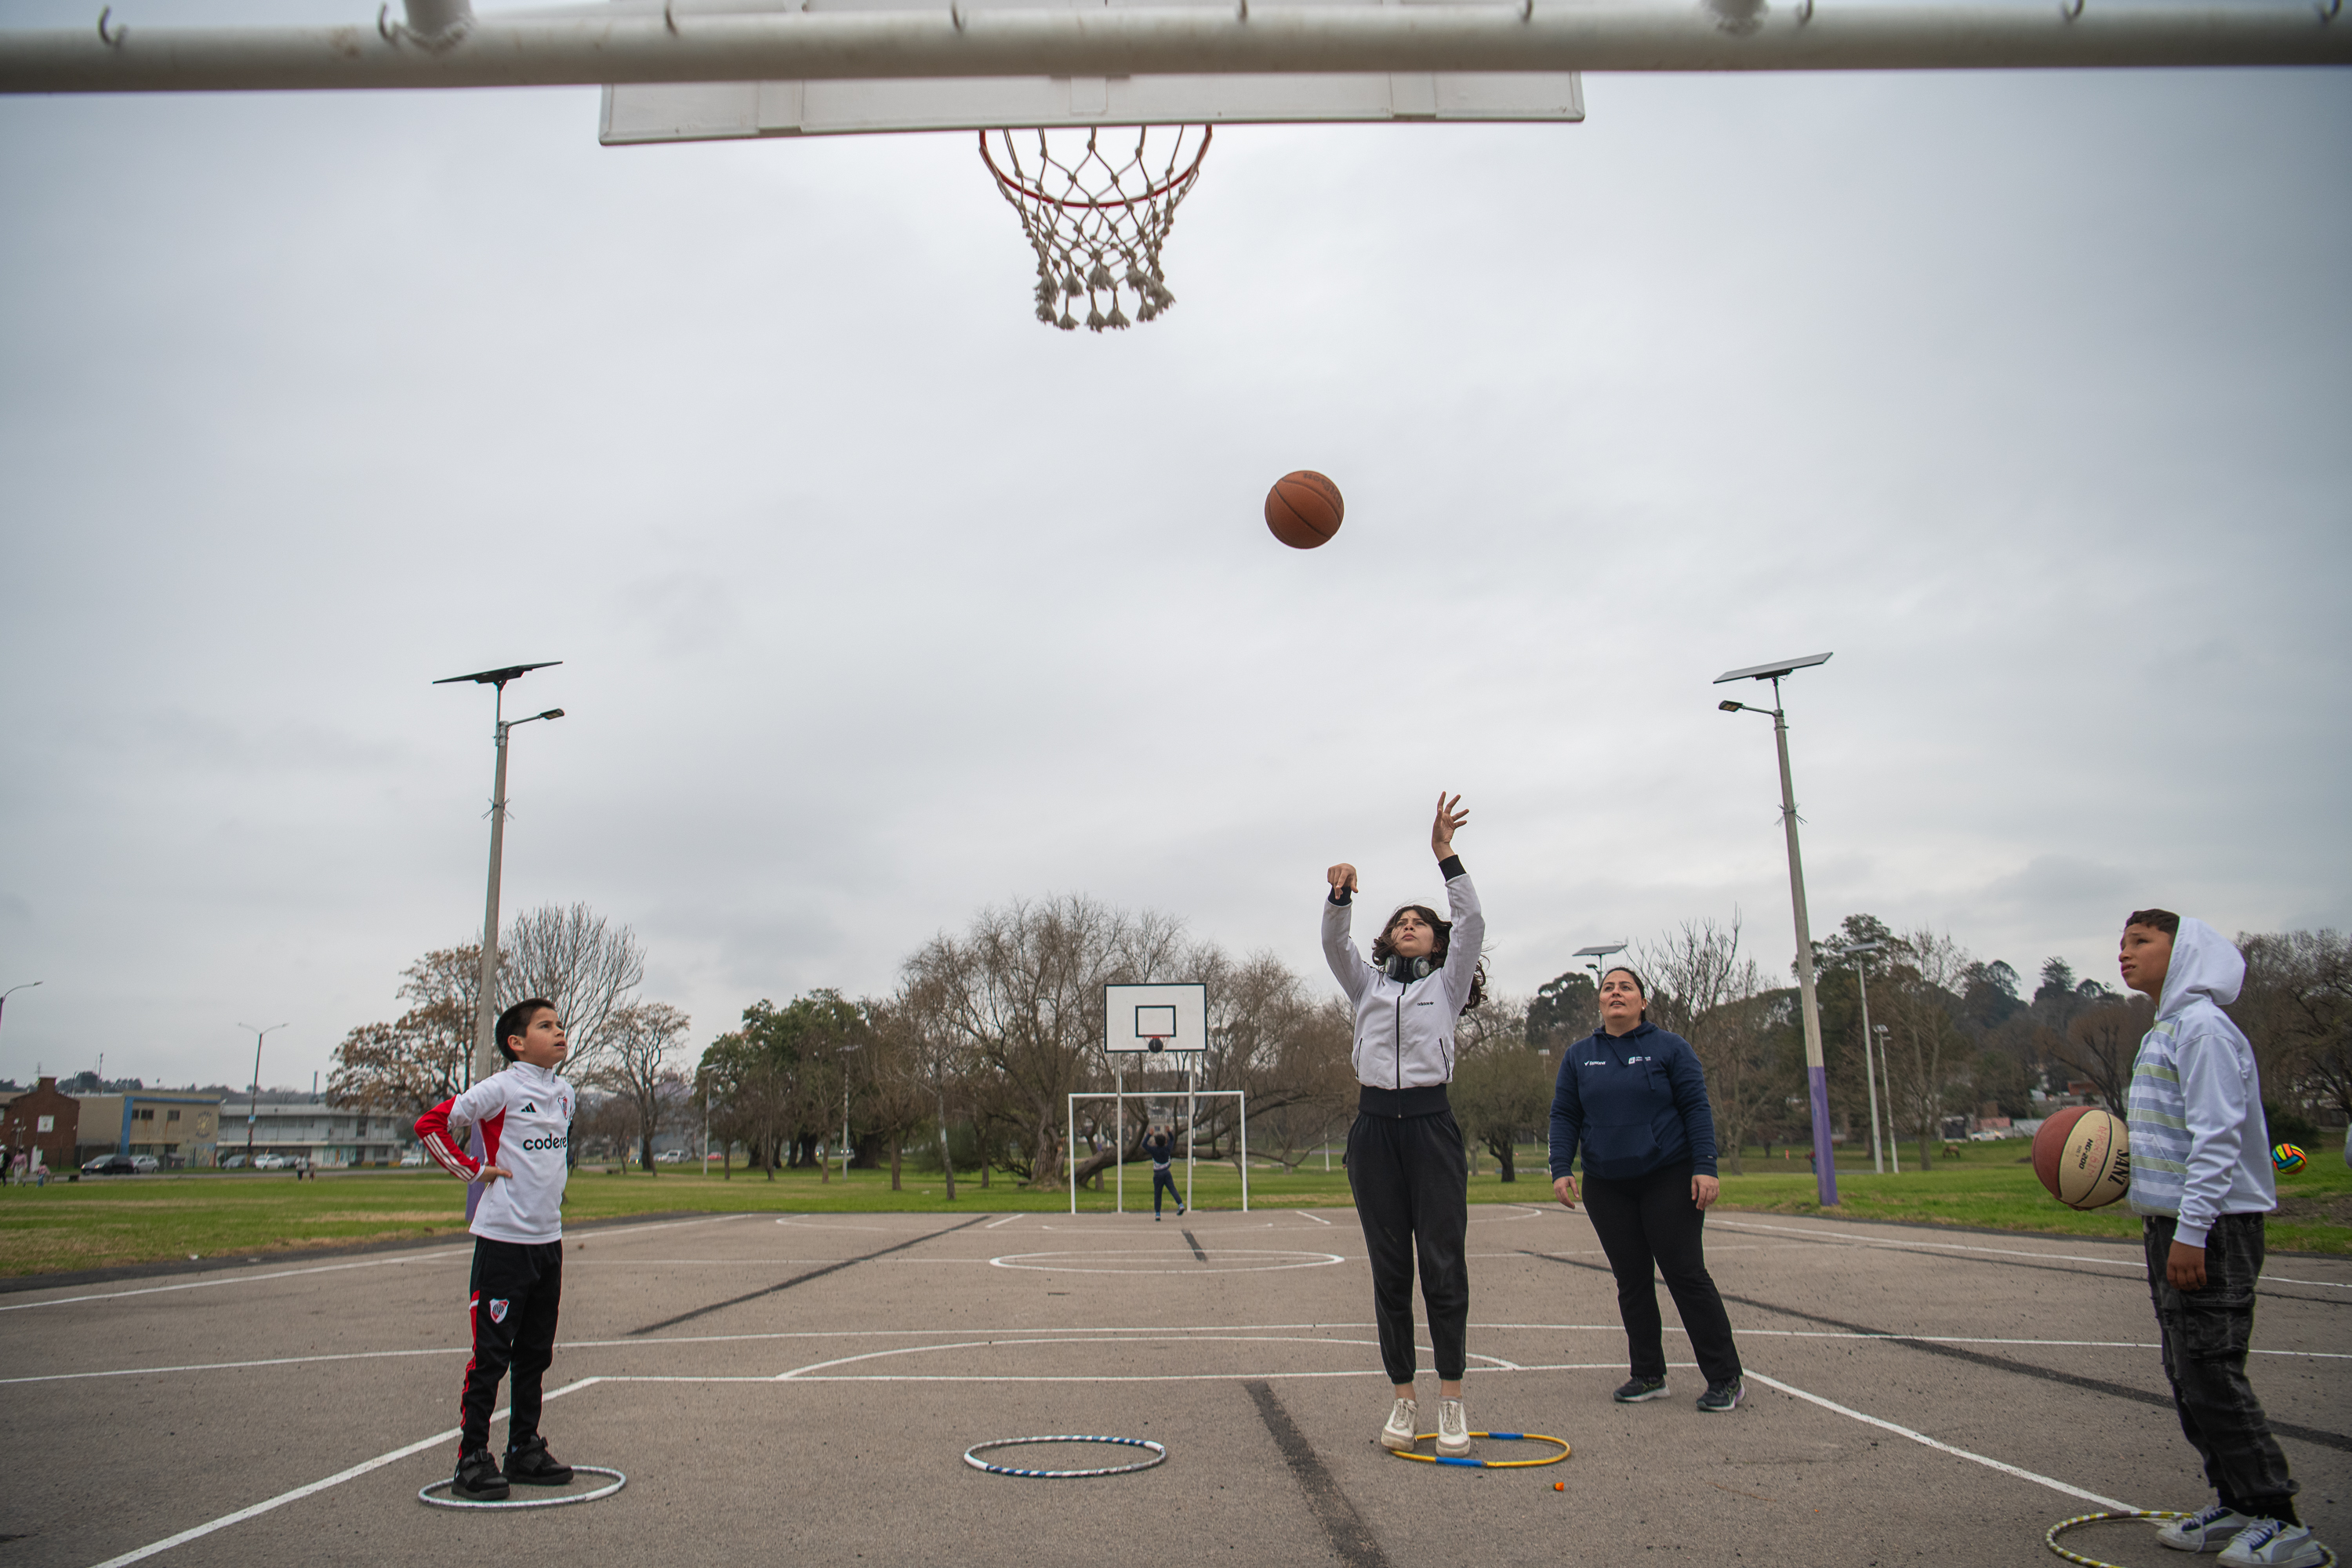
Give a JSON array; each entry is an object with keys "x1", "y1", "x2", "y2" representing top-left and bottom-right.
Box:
[
  {"x1": 1573, "y1": 942, "x2": 1628, "y2": 1017},
  {"x1": 1875, "y1": 1023, "x2": 1900, "y2": 1174},
  {"x1": 1832, "y1": 941, "x2": 1886, "y2": 1174},
  {"x1": 1715, "y1": 652, "x2": 1838, "y2": 1207},
  {"x1": 0, "y1": 981, "x2": 39, "y2": 1043},
  {"x1": 236, "y1": 1021, "x2": 289, "y2": 1166},
  {"x1": 434, "y1": 662, "x2": 564, "y2": 1086},
  {"x1": 839, "y1": 1042, "x2": 862, "y2": 1179}
]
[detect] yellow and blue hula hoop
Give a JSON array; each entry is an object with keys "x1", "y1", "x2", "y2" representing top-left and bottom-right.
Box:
[{"x1": 1388, "y1": 1431, "x2": 1571, "y2": 1468}]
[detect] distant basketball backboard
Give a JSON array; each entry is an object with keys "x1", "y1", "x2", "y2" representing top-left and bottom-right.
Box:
[
  {"x1": 1103, "y1": 982, "x2": 1207, "y2": 1054},
  {"x1": 599, "y1": 0, "x2": 1582, "y2": 143}
]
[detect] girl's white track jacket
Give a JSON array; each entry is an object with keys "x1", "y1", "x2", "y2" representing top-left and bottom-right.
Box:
[{"x1": 1321, "y1": 864, "x2": 1485, "y2": 1091}]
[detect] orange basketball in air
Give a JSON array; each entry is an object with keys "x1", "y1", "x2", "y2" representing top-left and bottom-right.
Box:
[{"x1": 1265, "y1": 470, "x2": 1344, "y2": 550}]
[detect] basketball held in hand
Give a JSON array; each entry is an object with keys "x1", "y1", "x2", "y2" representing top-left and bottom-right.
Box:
[
  {"x1": 1265, "y1": 470, "x2": 1344, "y2": 549},
  {"x1": 2031, "y1": 1106, "x2": 2131, "y2": 1210}
]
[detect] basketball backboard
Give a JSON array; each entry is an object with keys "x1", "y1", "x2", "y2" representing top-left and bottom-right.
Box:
[
  {"x1": 599, "y1": 0, "x2": 1582, "y2": 143},
  {"x1": 1103, "y1": 982, "x2": 1207, "y2": 1054}
]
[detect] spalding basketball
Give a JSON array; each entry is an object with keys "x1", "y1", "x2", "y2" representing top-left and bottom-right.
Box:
[
  {"x1": 2272, "y1": 1143, "x2": 2307, "y2": 1174},
  {"x1": 2031, "y1": 1106, "x2": 2131, "y2": 1210},
  {"x1": 1265, "y1": 470, "x2": 1344, "y2": 550}
]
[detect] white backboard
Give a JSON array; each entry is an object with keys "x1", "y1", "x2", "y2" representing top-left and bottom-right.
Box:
[
  {"x1": 1103, "y1": 982, "x2": 1207, "y2": 1054},
  {"x1": 600, "y1": 0, "x2": 1582, "y2": 143}
]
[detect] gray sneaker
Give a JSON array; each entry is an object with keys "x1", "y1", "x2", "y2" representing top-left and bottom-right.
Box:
[
  {"x1": 1612, "y1": 1376, "x2": 1670, "y2": 1403},
  {"x1": 1436, "y1": 1398, "x2": 1471, "y2": 1458},
  {"x1": 2217, "y1": 1520, "x2": 2328, "y2": 1568},
  {"x1": 1697, "y1": 1377, "x2": 1745, "y2": 1414},
  {"x1": 2161, "y1": 1504, "x2": 2257, "y2": 1553}
]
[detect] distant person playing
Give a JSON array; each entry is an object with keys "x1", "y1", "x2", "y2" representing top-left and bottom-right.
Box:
[
  {"x1": 1550, "y1": 966, "x2": 1744, "y2": 1414},
  {"x1": 1144, "y1": 1123, "x2": 1184, "y2": 1220},
  {"x1": 2120, "y1": 910, "x2": 2328, "y2": 1568},
  {"x1": 415, "y1": 1000, "x2": 580, "y2": 1503},
  {"x1": 1323, "y1": 793, "x2": 1486, "y2": 1459}
]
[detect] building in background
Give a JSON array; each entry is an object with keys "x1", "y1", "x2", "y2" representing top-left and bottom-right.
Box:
[
  {"x1": 225, "y1": 1100, "x2": 418, "y2": 1168},
  {"x1": 72, "y1": 1092, "x2": 223, "y2": 1167},
  {"x1": 0, "y1": 1078, "x2": 81, "y2": 1172}
]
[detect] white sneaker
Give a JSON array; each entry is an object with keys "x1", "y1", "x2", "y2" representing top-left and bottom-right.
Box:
[
  {"x1": 1436, "y1": 1398, "x2": 1471, "y2": 1458},
  {"x1": 1379, "y1": 1397, "x2": 1418, "y2": 1452},
  {"x1": 2161, "y1": 1504, "x2": 2256, "y2": 1553},
  {"x1": 2218, "y1": 1520, "x2": 2327, "y2": 1568}
]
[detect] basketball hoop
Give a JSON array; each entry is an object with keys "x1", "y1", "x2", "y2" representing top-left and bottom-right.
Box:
[{"x1": 978, "y1": 125, "x2": 1210, "y2": 332}]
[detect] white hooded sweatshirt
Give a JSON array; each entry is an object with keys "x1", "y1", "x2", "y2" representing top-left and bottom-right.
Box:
[
  {"x1": 2125, "y1": 917, "x2": 2274, "y2": 1247},
  {"x1": 1321, "y1": 861, "x2": 1484, "y2": 1092}
]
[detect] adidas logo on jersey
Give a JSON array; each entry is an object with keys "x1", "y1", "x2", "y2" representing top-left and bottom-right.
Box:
[{"x1": 519, "y1": 1102, "x2": 537, "y2": 1112}]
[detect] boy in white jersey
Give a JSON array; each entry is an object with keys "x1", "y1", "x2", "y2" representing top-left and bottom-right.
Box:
[
  {"x1": 416, "y1": 998, "x2": 579, "y2": 1502},
  {"x1": 2120, "y1": 911, "x2": 2325, "y2": 1568}
]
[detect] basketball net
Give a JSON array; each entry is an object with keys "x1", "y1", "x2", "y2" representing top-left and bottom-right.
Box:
[{"x1": 978, "y1": 125, "x2": 1211, "y2": 332}]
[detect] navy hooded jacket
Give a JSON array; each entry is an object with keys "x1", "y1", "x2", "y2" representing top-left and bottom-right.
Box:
[{"x1": 1548, "y1": 1022, "x2": 1719, "y2": 1181}]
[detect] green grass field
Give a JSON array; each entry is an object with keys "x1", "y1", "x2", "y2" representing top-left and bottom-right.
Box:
[{"x1": 2, "y1": 1141, "x2": 2343, "y2": 1277}]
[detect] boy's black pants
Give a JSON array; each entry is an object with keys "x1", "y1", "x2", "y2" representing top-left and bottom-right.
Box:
[
  {"x1": 462, "y1": 1236, "x2": 563, "y2": 1456},
  {"x1": 1151, "y1": 1167, "x2": 1181, "y2": 1214},
  {"x1": 1582, "y1": 1160, "x2": 1740, "y2": 1386},
  {"x1": 1347, "y1": 1105, "x2": 1468, "y2": 1385},
  {"x1": 2144, "y1": 1214, "x2": 2299, "y2": 1521}
]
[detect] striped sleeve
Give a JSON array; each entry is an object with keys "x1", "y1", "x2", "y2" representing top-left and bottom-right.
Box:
[{"x1": 415, "y1": 1097, "x2": 482, "y2": 1180}]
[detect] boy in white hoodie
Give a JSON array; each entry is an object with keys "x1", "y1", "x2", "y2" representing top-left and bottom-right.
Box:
[{"x1": 2120, "y1": 910, "x2": 2326, "y2": 1568}]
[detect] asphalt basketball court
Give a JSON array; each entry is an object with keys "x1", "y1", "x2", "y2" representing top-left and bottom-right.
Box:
[{"x1": 3, "y1": 1202, "x2": 2345, "y2": 1567}]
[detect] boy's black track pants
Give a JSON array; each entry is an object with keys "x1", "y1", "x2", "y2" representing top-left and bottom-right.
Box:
[
  {"x1": 1582, "y1": 1160, "x2": 1740, "y2": 1387},
  {"x1": 1347, "y1": 1103, "x2": 1468, "y2": 1385},
  {"x1": 461, "y1": 1236, "x2": 564, "y2": 1455}
]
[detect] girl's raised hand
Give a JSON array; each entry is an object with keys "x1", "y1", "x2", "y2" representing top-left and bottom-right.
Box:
[
  {"x1": 1432, "y1": 793, "x2": 1468, "y2": 858},
  {"x1": 1327, "y1": 863, "x2": 1359, "y2": 895}
]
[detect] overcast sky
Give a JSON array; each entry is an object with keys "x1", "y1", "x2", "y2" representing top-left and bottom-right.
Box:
[{"x1": 2, "y1": 5, "x2": 2346, "y2": 1091}]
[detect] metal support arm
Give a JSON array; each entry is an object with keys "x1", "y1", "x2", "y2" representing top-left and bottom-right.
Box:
[{"x1": 5, "y1": 3, "x2": 2345, "y2": 94}]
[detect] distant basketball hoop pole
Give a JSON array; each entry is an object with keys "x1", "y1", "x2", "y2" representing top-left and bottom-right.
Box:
[
  {"x1": 1715, "y1": 652, "x2": 1837, "y2": 1207},
  {"x1": 434, "y1": 661, "x2": 564, "y2": 1085}
]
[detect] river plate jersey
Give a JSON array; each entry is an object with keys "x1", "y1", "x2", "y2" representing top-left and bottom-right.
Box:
[{"x1": 415, "y1": 1061, "x2": 575, "y2": 1244}]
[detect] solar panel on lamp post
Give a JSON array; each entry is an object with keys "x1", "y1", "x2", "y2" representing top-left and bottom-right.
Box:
[
  {"x1": 433, "y1": 662, "x2": 563, "y2": 1086},
  {"x1": 1715, "y1": 651, "x2": 1838, "y2": 1207},
  {"x1": 1573, "y1": 942, "x2": 1628, "y2": 1028}
]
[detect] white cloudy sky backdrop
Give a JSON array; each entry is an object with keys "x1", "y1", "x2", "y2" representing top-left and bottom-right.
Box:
[{"x1": 2, "y1": 6, "x2": 2347, "y2": 1089}]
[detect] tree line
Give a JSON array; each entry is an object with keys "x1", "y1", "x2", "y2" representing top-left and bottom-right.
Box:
[{"x1": 327, "y1": 897, "x2": 2351, "y2": 1186}]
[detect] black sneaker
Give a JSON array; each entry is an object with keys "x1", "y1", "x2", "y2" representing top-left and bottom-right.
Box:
[
  {"x1": 1697, "y1": 1377, "x2": 1745, "y2": 1414},
  {"x1": 504, "y1": 1436, "x2": 574, "y2": 1486},
  {"x1": 452, "y1": 1448, "x2": 510, "y2": 1501},
  {"x1": 1612, "y1": 1376, "x2": 1670, "y2": 1403}
]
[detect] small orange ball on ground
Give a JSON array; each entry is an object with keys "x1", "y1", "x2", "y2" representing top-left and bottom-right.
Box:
[{"x1": 1554, "y1": 1482, "x2": 1564, "y2": 1491}]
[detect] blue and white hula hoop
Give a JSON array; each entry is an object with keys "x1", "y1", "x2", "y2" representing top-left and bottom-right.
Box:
[
  {"x1": 417, "y1": 1465, "x2": 626, "y2": 1509},
  {"x1": 963, "y1": 1435, "x2": 1168, "y2": 1478}
]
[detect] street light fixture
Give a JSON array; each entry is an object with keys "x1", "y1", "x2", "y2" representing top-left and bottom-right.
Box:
[
  {"x1": 434, "y1": 662, "x2": 564, "y2": 1086},
  {"x1": 236, "y1": 1021, "x2": 289, "y2": 1167},
  {"x1": 1714, "y1": 650, "x2": 1838, "y2": 1207},
  {"x1": 1831, "y1": 940, "x2": 1886, "y2": 1174},
  {"x1": 1573, "y1": 942, "x2": 1628, "y2": 1026},
  {"x1": 0, "y1": 980, "x2": 39, "y2": 1041}
]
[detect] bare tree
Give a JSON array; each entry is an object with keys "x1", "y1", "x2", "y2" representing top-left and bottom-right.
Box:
[
  {"x1": 1878, "y1": 927, "x2": 1974, "y2": 1168},
  {"x1": 1451, "y1": 996, "x2": 1549, "y2": 1182},
  {"x1": 2049, "y1": 997, "x2": 2152, "y2": 1120},
  {"x1": 901, "y1": 895, "x2": 1187, "y2": 1189},
  {"x1": 1634, "y1": 916, "x2": 1779, "y2": 1174},
  {"x1": 327, "y1": 946, "x2": 479, "y2": 1113},
  {"x1": 499, "y1": 903, "x2": 646, "y2": 1080},
  {"x1": 595, "y1": 1001, "x2": 691, "y2": 1173},
  {"x1": 2233, "y1": 930, "x2": 2352, "y2": 1127}
]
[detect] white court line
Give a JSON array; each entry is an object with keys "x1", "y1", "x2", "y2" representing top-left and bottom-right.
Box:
[
  {"x1": 756, "y1": 1363, "x2": 1686, "y2": 1385},
  {"x1": 1711, "y1": 1218, "x2": 2352, "y2": 1290},
  {"x1": 774, "y1": 1334, "x2": 1525, "y2": 1381},
  {"x1": 1296, "y1": 1211, "x2": 1332, "y2": 1225},
  {"x1": 2, "y1": 1213, "x2": 756, "y2": 1316},
  {"x1": 84, "y1": 1377, "x2": 602, "y2": 1568},
  {"x1": 1744, "y1": 1370, "x2": 2134, "y2": 1510},
  {"x1": 983, "y1": 1214, "x2": 1025, "y2": 1229}
]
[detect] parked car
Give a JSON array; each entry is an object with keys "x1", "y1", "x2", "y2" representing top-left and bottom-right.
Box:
[
  {"x1": 129, "y1": 1155, "x2": 161, "y2": 1174},
  {"x1": 251, "y1": 1154, "x2": 289, "y2": 1171},
  {"x1": 398, "y1": 1150, "x2": 423, "y2": 1167},
  {"x1": 82, "y1": 1154, "x2": 137, "y2": 1175},
  {"x1": 219, "y1": 1154, "x2": 248, "y2": 1170},
  {"x1": 655, "y1": 1150, "x2": 685, "y2": 1163}
]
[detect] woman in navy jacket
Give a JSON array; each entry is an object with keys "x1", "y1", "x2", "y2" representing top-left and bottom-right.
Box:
[{"x1": 1549, "y1": 966, "x2": 1744, "y2": 1413}]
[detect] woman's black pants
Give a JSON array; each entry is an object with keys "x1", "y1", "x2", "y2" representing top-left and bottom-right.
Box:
[
  {"x1": 1583, "y1": 1161, "x2": 1740, "y2": 1386},
  {"x1": 1347, "y1": 1107, "x2": 1468, "y2": 1385}
]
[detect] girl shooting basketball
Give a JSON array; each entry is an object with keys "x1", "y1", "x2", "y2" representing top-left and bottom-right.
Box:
[{"x1": 1322, "y1": 793, "x2": 1486, "y2": 1458}]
